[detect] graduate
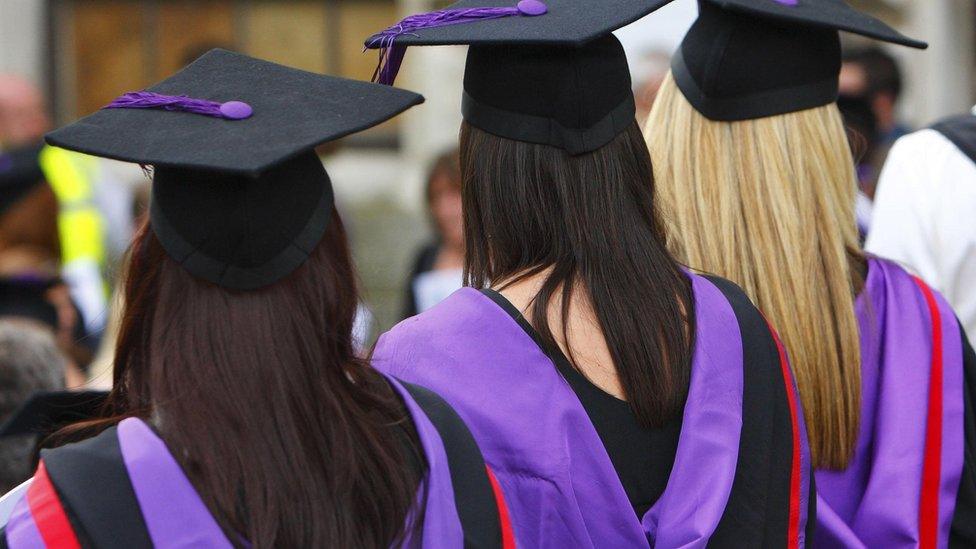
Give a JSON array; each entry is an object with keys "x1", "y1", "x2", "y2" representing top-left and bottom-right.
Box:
[
  {"x1": 365, "y1": 2, "x2": 814, "y2": 546},
  {"x1": 0, "y1": 50, "x2": 514, "y2": 548},
  {"x1": 643, "y1": 1, "x2": 976, "y2": 547}
]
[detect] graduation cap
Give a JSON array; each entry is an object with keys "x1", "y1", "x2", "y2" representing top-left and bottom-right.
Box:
[
  {"x1": 0, "y1": 391, "x2": 108, "y2": 439},
  {"x1": 671, "y1": 0, "x2": 927, "y2": 122},
  {"x1": 364, "y1": 0, "x2": 676, "y2": 154},
  {"x1": 0, "y1": 143, "x2": 46, "y2": 216},
  {"x1": 0, "y1": 276, "x2": 60, "y2": 331},
  {"x1": 45, "y1": 49, "x2": 424, "y2": 290}
]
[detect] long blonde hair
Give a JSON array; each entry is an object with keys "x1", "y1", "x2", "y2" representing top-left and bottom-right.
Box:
[{"x1": 645, "y1": 73, "x2": 863, "y2": 470}]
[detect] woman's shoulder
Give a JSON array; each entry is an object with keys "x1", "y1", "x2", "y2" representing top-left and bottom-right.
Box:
[
  {"x1": 380, "y1": 287, "x2": 504, "y2": 359},
  {"x1": 687, "y1": 271, "x2": 769, "y2": 337},
  {"x1": 3, "y1": 417, "x2": 231, "y2": 548}
]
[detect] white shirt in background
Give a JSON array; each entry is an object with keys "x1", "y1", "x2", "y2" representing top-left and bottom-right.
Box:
[{"x1": 866, "y1": 116, "x2": 976, "y2": 342}]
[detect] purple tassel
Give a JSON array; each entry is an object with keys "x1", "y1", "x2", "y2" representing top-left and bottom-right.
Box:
[
  {"x1": 366, "y1": 0, "x2": 548, "y2": 86},
  {"x1": 103, "y1": 91, "x2": 253, "y2": 120}
]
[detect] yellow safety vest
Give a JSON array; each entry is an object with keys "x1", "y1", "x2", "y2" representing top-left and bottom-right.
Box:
[{"x1": 37, "y1": 145, "x2": 107, "y2": 270}]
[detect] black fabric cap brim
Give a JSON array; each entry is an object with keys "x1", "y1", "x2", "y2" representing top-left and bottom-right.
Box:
[
  {"x1": 44, "y1": 49, "x2": 425, "y2": 175},
  {"x1": 364, "y1": 0, "x2": 675, "y2": 48},
  {"x1": 462, "y1": 91, "x2": 635, "y2": 154},
  {"x1": 149, "y1": 167, "x2": 335, "y2": 291},
  {"x1": 708, "y1": 0, "x2": 927, "y2": 49}
]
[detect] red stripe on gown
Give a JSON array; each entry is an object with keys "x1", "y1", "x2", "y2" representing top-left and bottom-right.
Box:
[
  {"x1": 27, "y1": 461, "x2": 81, "y2": 549},
  {"x1": 767, "y1": 322, "x2": 801, "y2": 549},
  {"x1": 912, "y1": 276, "x2": 943, "y2": 549},
  {"x1": 486, "y1": 465, "x2": 516, "y2": 549}
]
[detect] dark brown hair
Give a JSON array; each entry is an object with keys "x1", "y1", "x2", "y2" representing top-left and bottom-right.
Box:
[
  {"x1": 459, "y1": 121, "x2": 695, "y2": 427},
  {"x1": 94, "y1": 213, "x2": 424, "y2": 547}
]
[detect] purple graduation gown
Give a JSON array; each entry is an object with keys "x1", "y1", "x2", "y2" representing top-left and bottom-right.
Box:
[
  {"x1": 814, "y1": 257, "x2": 972, "y2": 548},
  {"x1": 2, "y1": 375, "x2": 494, "y2": 548},
  {"x1": 372, "y1": 272, "x2": 813, "y2": 547}
]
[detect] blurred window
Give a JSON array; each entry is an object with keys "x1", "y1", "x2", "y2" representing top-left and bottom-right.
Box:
[{"x1": 49, "y1": 0, "x2": 400, "y2": 147}]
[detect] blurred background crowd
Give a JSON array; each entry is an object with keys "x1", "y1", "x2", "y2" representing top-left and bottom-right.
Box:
[{"x1": 0, "y1": 0, "x2": 974, "y2": 493}]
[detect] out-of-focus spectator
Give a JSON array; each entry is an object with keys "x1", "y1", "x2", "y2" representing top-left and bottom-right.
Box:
[
  {"x1": 0, "y1": 138, "x2": 96, "y2": 370},
  {"x1": 867, "y1": 106, "x2": 976, "y2": 342},
  {"x1": 632, "y1": 49, "x2": 671, "y2": 125},
  {"x1": 0, "y1": 73, "x2": 139, "y2": 340},
  {"x1": 0, "y1": 320, "x2": 67, "y2": 493},
  {"x1": 838, "y1": 47, "x2": 908, "y2": 202},
  {"x1": 402, "y1": 149, "x2": 464, "y2": 319},
  {"x1": 0, "y1": 268, "x2": 87, "y2": 385},
  {"x1": 840, "y1": 47, "x2": 910, "y2": 146},
  {"x1": 0, "y1": 75, "x2": 50, "y2": 149}
]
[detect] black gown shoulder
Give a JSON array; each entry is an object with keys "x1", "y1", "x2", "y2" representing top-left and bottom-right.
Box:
[
  {"x1": 395, "y1": 379, "x2": 510, "y2": 548},
  {"x1": 950, "y1": 320, "x2": 976, "y2": 547},
  {"x1": 702, "y1": 275, "x2": 816, "y2": 548}
]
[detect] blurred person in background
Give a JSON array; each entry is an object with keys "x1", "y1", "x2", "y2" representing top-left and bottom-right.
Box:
[
  {"x1": 0, "y1": 140, "x2": 94, "y2": 373},
  {"x1": 838, "y1": 47, "x2": 908, "y2": 234},
  {"x1": 0, "y1": 320, "x2": 68, "y2": 494},
  {"x1": 841, "y1": 47, "x2": 911, "y2": 148},
  {"x1": 402, "y1": 148, "x2": 465, "y2": 319},
  {"x1": 868, "y1": 105, "x2": 976, "y2": 344},
  {"x1": 0, "y1": 73, "x2": 136, "y2": 342},
  {"x1": 632, "y1": 49, "x2": 671, "y2": 125},
  {"x1": 0, "y1": 274, "x2": 86, "y2": 385},
  {"x1": 835, "y1": 86, "x2": 879, "y2": 237}
]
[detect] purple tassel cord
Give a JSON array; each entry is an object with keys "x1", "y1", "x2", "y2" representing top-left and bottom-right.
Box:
[
  {"x1": 366, "y1": 0, "x2": 548, "y2": 85},
  {"x1": 103, "y1": 91, "x2": 253, "y2": 120}
]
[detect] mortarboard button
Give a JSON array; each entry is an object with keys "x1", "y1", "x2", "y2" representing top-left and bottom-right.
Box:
[
  {"x1": 218, "y1": 101, "x2": 254, "y2": 120},
  {"x1": 517, "y1": 0, "x2": 548, "y2": 16}
]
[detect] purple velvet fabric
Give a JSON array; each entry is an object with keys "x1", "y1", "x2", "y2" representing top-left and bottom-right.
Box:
[
  {"x1": 117, "y1": 418, "x2": 234, "y2": 548},
  {"x1": 3, "y1": 488, "x2": 44, "y2": 548},
  {"x1": 814, "y1": 258, "x2": 965, "y2": 548},
  {"x1": 372, "y1": 274, "x2": 763, "y2": 547}
]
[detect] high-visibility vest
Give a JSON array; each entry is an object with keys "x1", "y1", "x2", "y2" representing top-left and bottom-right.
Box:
[
  {"x1": 37, "y1": 145, "x2": 108, "y2": 333},
  {"x1": 37, "y1": 146, "x2": 106, "y2": 268}
]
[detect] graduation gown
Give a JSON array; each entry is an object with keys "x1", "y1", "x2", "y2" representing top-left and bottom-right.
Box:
[
  {"x1": 814, "y1": 257, "x2": 976, "y2": 548},
  {"x1": 372, "y1": 272, "x2": 814, "y2": 547},
  {"x1": 0, "y1": 376, "x2": 515, "y2": 549}
]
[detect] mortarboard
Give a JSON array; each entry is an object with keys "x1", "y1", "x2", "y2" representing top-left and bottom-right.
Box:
[
  {"x1": 365, "y1": 0, "x2": 676, "y2": 155},
  {"x1": 0, "y1": 277, "x2": 60, "y2": 330},
  {"x1": 46, "y1": 49, "x2": 424, "y2": 290},
  {"x1": 671, "y1": 0, "x2": 927, "y2": 122},
  {"x1": 0, "y1": 391, "x2": 108, "y2": 439}
]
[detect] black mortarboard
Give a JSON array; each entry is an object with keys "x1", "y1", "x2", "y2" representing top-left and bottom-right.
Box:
[
  {"x1": 45, "y1": 49, "x2": 424, "y2": 290},
  {"x1": 0, "y1": 391, "x2": 108, "y2": 438},
  {"x1": 672, "y1": 0, "x2": 927, "y2": 122},
  {"x1": 0, "y1": 277, "x2": 59, "y2": 331},
  {"x1": 364, "y1": 0, "x2": 675, "y2": 154},
  {"x1": 0, "y1": 143, "x2": 46, "y2": 216}
]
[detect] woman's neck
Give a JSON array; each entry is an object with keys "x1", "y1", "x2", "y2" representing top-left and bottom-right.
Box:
[{"x1": 495, "y1": 269, "x2": 625, "y2": 400}]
